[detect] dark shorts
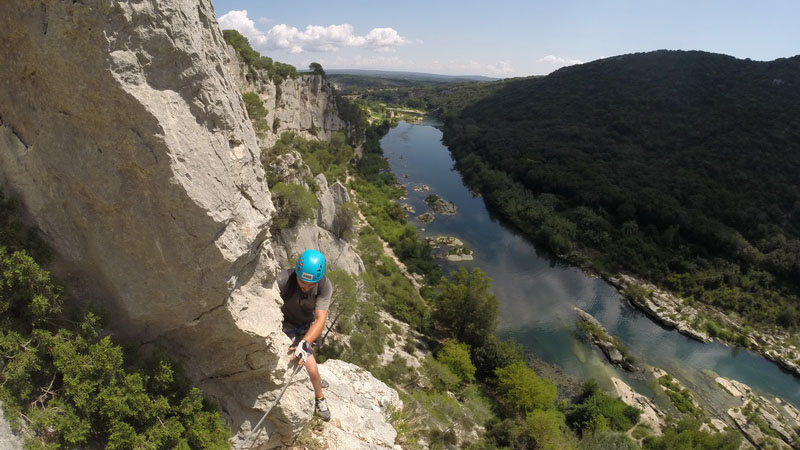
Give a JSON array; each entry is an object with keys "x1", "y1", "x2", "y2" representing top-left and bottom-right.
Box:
[{"x1": 282, "y1": 322, "x2": 316, "y2": 354}]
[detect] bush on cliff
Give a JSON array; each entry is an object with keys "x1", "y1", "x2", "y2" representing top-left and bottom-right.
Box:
[
  {"x1": 242, "y1": 92, "x2": 269, "y2": 133},
  {"x1": 269, "y1": 182, "x2": 319, "y2": 233},
  {"x1": 0, "y1": 193, "x2": 230, "y2": 449},
  {"x1": 222, "y1": 29, "x2": 297, "y2": 83}
]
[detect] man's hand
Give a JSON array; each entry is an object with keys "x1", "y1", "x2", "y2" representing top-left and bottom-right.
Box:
[{"x1": 289, "y1": 340, "x2": 309, "y2": 366}]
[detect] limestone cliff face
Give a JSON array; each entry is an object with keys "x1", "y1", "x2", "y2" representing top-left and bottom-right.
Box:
[
  {"x1": 268, "y1": 75, "x2": 348, "y2": 146},
  {"x1": 0, "y1": 1, "x2": 391, "y2": 448},
  {"x1": 225, "y1": 54, "x2": 348, "y2": 148}
]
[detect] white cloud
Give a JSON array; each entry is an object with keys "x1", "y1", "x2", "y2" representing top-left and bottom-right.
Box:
[
  {"x1": 364, "y1": 28, "x2": 408, "y2": 47},
  {"x1": 218, "y1": 10, "x2": 268, "y2": 47},
  {"x1": 218, "y1": 10, "x2": 410, "y2": 54},
  {"x1": 486, "y1": 61, "x2": 515, "y2": 76},
  {"x1": 428, "y1": 59, "x2": 515, "y2": 77},
  {"x1": 538, "y1": 55, "x2": 583, "y2": 66}
]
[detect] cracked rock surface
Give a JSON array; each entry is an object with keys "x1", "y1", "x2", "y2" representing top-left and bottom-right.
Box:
[{"x1": 0, "y1": 1, "x2": 395, "y2": 448}]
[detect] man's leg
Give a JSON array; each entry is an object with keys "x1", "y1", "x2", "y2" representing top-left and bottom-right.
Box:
[
  {"x1": 304, "y1": 354, "x2": 331, "y2": 421},
  {"x1": 304, "y1": 354, "x2": 323, "y2": 399}
]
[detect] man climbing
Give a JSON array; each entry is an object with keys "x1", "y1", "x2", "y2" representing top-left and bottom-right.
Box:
[{"x1": 277, "y1": 249, "x2": 332, "y2": 421}]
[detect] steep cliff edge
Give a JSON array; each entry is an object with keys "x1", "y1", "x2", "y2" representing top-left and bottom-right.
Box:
[
  {"x1": 0, "y1": 1, "x2": 393, "y2": 448},
  {"x1": 224, "y1": 51, "x2": 348, "y2": 148}
]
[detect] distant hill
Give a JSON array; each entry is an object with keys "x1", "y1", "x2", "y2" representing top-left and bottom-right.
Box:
[
  {"x1": 326, "y1": 69, "x2": 499, "y2": 91},
  {"x1": 327, "y1": 69, "x2": 499, "y2": 82},
  {"x1": 440, "y1": 50, "x2": 800, "y2": 328}
]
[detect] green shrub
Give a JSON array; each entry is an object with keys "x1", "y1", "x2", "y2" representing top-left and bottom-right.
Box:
[
  {"x1": 436, "y1": 340, "x2": 476, "y2": 385},
  {"x1": 632, "y1": 423, "x2": 654, "y2": 440},
  {"x1": 0, "y1": 191, "x2": 230, "y2": 448},
  {"x1": 623, "y1": 284, "x2": 650, "y2": 303},
  {"x1": 222, "y1": 29, "x2": 296, "y2": 83},
  {"x1": 403, "y1": 337, "x2": 417, "y2": 354},
  {"x1": 0, "y1": 296, "x2": 230, "y2": 450},
  {"x1": 422, "y1": 356, "x2": 461, "y2": 392},
  {"x1": 643, "y1": 418, "x2": 741, "y2": 449},
  {"x1": 579, "y1": 431, "x2": 638, "y2": 450},
  {"x1": 658, "y1": 375, "x2": 701, "y2": 416},
  {"x1": 0, "y1": 247, "x2": 63, "y2": 332},
  {"x1": 373, "y1": 354, "x2": 413, "y2": 387},
  {"x1": 565, "y1": 380, "x2": 640, "y2": 435},
  {"x1": 242, "y1": 92, "x2": 269, "y2": 133},
  {"x1": 269, "y1": 182, "x2": 319, "y2": 233},
  {"x1": 322, "y1": 269, "x2": 358, "y2": 342},
  {"x1": 470, "y1": 335, "x2": 524, "y2": 381},
  {"x1": 432, "y1": 267, "x2": 498, "y2": 348},
  {"x1": 333, "y1": 202, "x2": 359, "y2": 241},
  {"x1": 495, "y1": 362, "x2": 557, "y2": 415},
  {"x1": 525, "y1": 409, "x2": 573, "y2": 450}
]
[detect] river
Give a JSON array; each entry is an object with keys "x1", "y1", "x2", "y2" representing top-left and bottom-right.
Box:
[{"x1": 380, "y1": 120, "x2": 800, "y2": 414}]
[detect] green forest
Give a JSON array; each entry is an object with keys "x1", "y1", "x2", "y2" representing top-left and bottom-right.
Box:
[{"x1": 357, "y1": 50, "x2": 800, "y2": 331}]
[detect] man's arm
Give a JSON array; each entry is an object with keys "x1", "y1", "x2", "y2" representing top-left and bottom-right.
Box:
[
  {"x1": 289, "y1": 309, "x2": 329, "y2": 365},
  {"x1": 303, "y1": 309, "x2": 329, "y2": 345}
]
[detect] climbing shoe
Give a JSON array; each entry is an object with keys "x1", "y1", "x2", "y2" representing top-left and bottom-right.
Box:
[{"x1": 315, "y1": 397, "x2": 331, "y2": 422}]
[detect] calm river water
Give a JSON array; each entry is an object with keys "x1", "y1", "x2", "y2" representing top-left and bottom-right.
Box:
[{"x1": 380, "y1": 120, "x2": 800, "y2": 413}]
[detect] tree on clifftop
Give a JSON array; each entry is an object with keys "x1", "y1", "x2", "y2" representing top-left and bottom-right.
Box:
[{"x1": 309, "y1": 62, "x2": 326, "y2": 77}]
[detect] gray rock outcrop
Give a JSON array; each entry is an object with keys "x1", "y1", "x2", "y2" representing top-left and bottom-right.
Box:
[
  {"x1": 270, "y1": 75, "x2": 348, "y2": 146},
  {"x1": 315, "y1": 360, "x2": 402, "y2": 449},
  {"x1": 265, "y1": 151, "x2": 314, "y2": 186},
  {"x1": 0, "y1": 1, "x2": 385, "y2": 447},
  {"x1": 316, "y1": 174, "x2": 351, "y2": 232},
  {"x1": 609, "y1": 275, "x2": 713, "y2": 343},
  {"x1": 609, "y1": 275, "x2": 800, "y2": 378},
  {"x1": 265, "y1": 151, "x2": 364, "y2": 275},
  {"x1": 0, "y1": 404, "x2": 22, "y2": 450},
  {"x1": 0, "y1": 0, "x2": 289, "y2": 441},
  {"x1": 226, "y1": 55, "x2": 347, "y2": 148},
  {"x1": 716, "y1": 376, "x2": 800, "y2": 449},
  {"x1": 574, "y1": 307, "x2": 637, "y2": 372},
  {"x1": 611, "y1": 377, "x2": 665, "y2": 434},
  {"x1": 424, "y1": 194, "x2": 457, "y2": 215}
]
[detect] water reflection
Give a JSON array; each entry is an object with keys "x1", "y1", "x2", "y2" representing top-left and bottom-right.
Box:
[{"x1": 381, "y1": 121, "x2": 800, "y2": 408}]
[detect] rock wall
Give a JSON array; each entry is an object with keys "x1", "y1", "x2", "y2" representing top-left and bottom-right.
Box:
[
  {"x1": 0, "y1": 1, "x2": 391, "y2": 448},
  {"x1": 0, "y1": 404, "x2": 22, "y2": 450},
  {"x1": 225, "y1": 55, "x2": 348, "y2": 149},
  {"x1": 0, "y1": 0, "x2": 286, "y2": 432}
]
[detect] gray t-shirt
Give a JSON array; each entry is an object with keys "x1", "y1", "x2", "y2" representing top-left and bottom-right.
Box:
[{"x1": 277, "y1": 268, "x2": 332, "y2": 326}]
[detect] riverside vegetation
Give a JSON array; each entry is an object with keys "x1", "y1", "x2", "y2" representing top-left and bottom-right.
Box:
[
  {"x1": 229, "y1": 38, "x2": 744, "y2": 446},
  {"x1": 351, "y1": 50, "x2": 800, "y2": 360}
]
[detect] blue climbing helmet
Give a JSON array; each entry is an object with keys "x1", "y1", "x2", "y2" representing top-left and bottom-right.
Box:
[{"x1": 295, "y1": 249, "x2": 326, "y2": 283}]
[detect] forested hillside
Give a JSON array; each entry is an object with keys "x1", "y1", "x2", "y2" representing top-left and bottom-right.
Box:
[{"x1": 440, "y1": 50, "x2": 800, "y2": 329}]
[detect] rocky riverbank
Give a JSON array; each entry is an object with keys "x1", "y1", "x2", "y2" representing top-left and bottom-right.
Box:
[
  {"x1": 611, "y1": 377, "x2": 666, "y2": 435},
  {"x1": 426, "y1": 235, "x2": 474, "y2": 261},
  {"x1": 716, "y1": 375, "x2": 800, "y2": 449},
  {"x1": 607, "y1": 274, "x2": 800, "y2": 380},
  {"x1": 424, "y1": 194, "x2": 457, "y2": 215},
  {"x1": 611, "y1": 364, "x2": 800, "y2": 448},
  {"x1": 573, "y1": 307, "x2": 638, "y2": 372},
  {"x1": 573, "y1": 301, "x2": 800, "y2": 447}
]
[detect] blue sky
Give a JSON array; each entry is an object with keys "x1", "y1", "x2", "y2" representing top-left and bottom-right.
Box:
[{"x1": 210, "y1": 1, "x2": 800, "y2": 78}]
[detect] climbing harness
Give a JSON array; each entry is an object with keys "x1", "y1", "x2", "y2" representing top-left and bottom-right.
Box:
[{"x1": 245, "y1": 363, "x2": 304, "y2": 450}]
